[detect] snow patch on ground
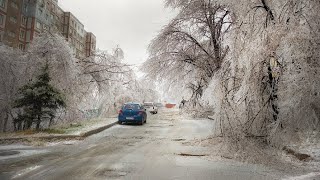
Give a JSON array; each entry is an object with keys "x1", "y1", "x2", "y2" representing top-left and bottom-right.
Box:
[
  {"x1": 282, "y1": 172, "x2": 320, "y2": 180},
  {"x1": 46, "y1": 140, "x2": 80, "y2": 146},
  {"x1": 0, "y1": 144, "x2": 31, "y2": 150},
  {"x1": 12, "y1": 165, "x2": 42, "y2": 179}
]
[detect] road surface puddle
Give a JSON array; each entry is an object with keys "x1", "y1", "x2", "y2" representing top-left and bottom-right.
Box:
[
  {"x1": 132, "y1": 136, "x2": 144, "y2": 139},
  {"x1": 149, "y1": 125, "x2": 163, "y2": 127},
  {"x1": 172, "y1": 138, "x2": 186, "y2": 142},
  {"x1": 94, "y1": 168, "x2": 128, "y2": 178},
  {"x1": 177, "y1": 153, "x2": 208, "y2": 157},
  {"x1": 0, "y1": 150, "x2": 20, "y2": 156}
]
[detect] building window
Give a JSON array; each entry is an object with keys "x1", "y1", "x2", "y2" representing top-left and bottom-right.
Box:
[
  {"x1": 23, "y1": 4, "x2": 27, "y2": 12},
  {"x1": 36, "y1": 21, "x2": 41, "y2": 29},
  {"x1": 8, "y1": 31, "x2": 15, "y2": 37},
  {"x1": 20, "y1": 29, "x2": 25, "y2": 39},
  {"x1": 18, "y1": 44, "x2": 24, "y2": 50},
  {"x1": 0, "y1": 0, "x2": 5, "y2": 8},
  {"x1": 0, "y1": 14, "x2": 4, "y2": 25},
  {"x1": 21, "y1": 16, "x2": 27, "y2": 25},
  {"x1": 11, "y1": 2, "x2": 18, "y2": 9},
  {"x1": 9, "y1": 16, "x2": 17, "y2": 23},
  {"x1": 0, "y1": 32, "x2": 3, "y2": 42},
  {"x1": 63, "y1": 25, "x2": 67, "y2": 33}
]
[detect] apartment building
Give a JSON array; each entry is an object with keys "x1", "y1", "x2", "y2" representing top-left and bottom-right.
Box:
[
  {"x1": 0, "y1": 0, "x2": 23, "y2": 48},
  {"x1": 18, "y1": 0, "x2": 56, "y2": 49},
  {"x1": 63, "y1": 12, "x2": 86, "y2": 59},
  {"x1": 0, "y1": 0, "x2": 96, "y2": 58},
  {"x1": 86, "y1": 32, "x2": 96, "y2": 57},
  {"x1": 0, "y1": 0, "x2": 8, "y2": 43}
]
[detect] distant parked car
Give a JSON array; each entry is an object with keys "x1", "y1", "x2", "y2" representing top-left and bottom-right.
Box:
[
  {"x1": 118, "y1": 102, "x2": 147, "y2": 125},
  {"x1": 143, "y1": 102, "x2": 158, "y2": 114},
  {"x1": 165, "y1": 103, "x2": 176, "y2": 108}
]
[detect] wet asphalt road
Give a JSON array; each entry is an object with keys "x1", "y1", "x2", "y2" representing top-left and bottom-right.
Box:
[{"x1": 0, "y1": 109, "x2": 284, "y2": 180}]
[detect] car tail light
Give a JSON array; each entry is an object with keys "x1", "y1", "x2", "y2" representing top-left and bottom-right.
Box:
[
  {"x1": 138, "y1": 111, "x2": 144, "y2": 115},
  {"x1": 119, "y1": 109, "x2": 123, "y2": 114}
]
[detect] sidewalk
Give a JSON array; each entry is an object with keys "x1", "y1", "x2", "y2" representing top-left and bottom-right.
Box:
[{"x1": 0, "y1": 117, "x2": 118, "y2": 143}]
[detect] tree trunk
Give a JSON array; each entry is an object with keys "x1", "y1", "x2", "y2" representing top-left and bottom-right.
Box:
[
  {"x1": 36, "y1": 115, "x2": 41, "y2": 130},
  {"x1": 48, "y1": 116, "x2": 54, "y2": 128},
  {"x1": 18, "y1": 121, "x2": 22, "y2": 130},
  {"x1": 25, "y1": 118, "x2": 32, "y2": 130},
  {"x1": 2, "y1": 112, "x2": 8, "y2": 132}
]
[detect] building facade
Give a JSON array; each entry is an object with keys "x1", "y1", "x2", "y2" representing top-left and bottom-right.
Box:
[
  {"x1": 63, "y1": 12, "x2": 87, "y2": 59},
  {"x1": 0, "y1": 0, "x2": 6, "y2": 42},
  {"x1": 86, "y1": 32, "x2": 96, "y2": 57},
  {"x1": 0, "y1": 0, "x2": 23, "y2": 48},
  {"x1": 0, "y1": 0, "x2": 96, "y2": 58}
]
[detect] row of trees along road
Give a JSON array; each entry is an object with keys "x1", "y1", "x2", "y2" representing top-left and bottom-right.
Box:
[
  {"x1": 143, "y1": 0, "x2": 320, "y2": 150},
  {"x1": 0, "y1": 32, "x2": 159, "y2": 132}
]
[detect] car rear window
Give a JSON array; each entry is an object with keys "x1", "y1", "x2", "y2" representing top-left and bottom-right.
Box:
[
  {"x1": 123, "y1": 104, "x2": 140, "y2": 110},
  {"x1": 144, "y1": 103, "x2": 153, "y2": 107}
]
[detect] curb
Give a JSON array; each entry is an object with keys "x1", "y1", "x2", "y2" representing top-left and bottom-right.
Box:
[
  {"x1": 0, "y1": 121, "x2": 118, "y2": 143},
  {"x1": 80, "y1": 122, "x2": 118, "y2": 137}
]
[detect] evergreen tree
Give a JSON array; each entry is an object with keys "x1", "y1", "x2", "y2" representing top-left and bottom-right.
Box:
[{"x1": 14, "y1": 64, "x2": 66, "y2": 130}]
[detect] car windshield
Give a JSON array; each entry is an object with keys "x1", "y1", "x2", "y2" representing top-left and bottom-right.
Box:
[
  {"x1": 143, "y1": 102, "x2": 153, "y2": 107},
  {"x1": 123, "y1": 104, "x2": 140, "y2": 110}
]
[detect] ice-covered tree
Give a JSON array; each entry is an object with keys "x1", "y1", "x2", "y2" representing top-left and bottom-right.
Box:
[
  {"x1": 13, "y1": 64, "x2": 66, "y2": 130},
  {"x1": 0, "y1": 32, "x2": 144, "y2": 132},
  {"x1": 143, "y1": 0, "x2": 231, "y2": 106},
  {"x1": 144, "y1": 0, "x2": 320, "y2": 150},
  {"x1": 0, "y1": 44, "x2": 26, "y2": 132}
]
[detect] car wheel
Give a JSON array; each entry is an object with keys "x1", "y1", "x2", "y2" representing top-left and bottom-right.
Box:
[
  {"x1": 118, "y1": 121, "x2": 122, "y2": 125},
  {"x1": 139, "y1": 120, "x2": 143, "y2": 125}
]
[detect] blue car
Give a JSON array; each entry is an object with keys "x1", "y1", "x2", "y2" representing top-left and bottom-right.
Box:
[{"x1": 118, "y1": 103, "x2": 147, "y2": 125}]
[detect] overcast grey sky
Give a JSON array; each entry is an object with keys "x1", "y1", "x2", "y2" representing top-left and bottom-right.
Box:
[{"x1": 59, "y1": 0, "x2": 177, "y2": 65}]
